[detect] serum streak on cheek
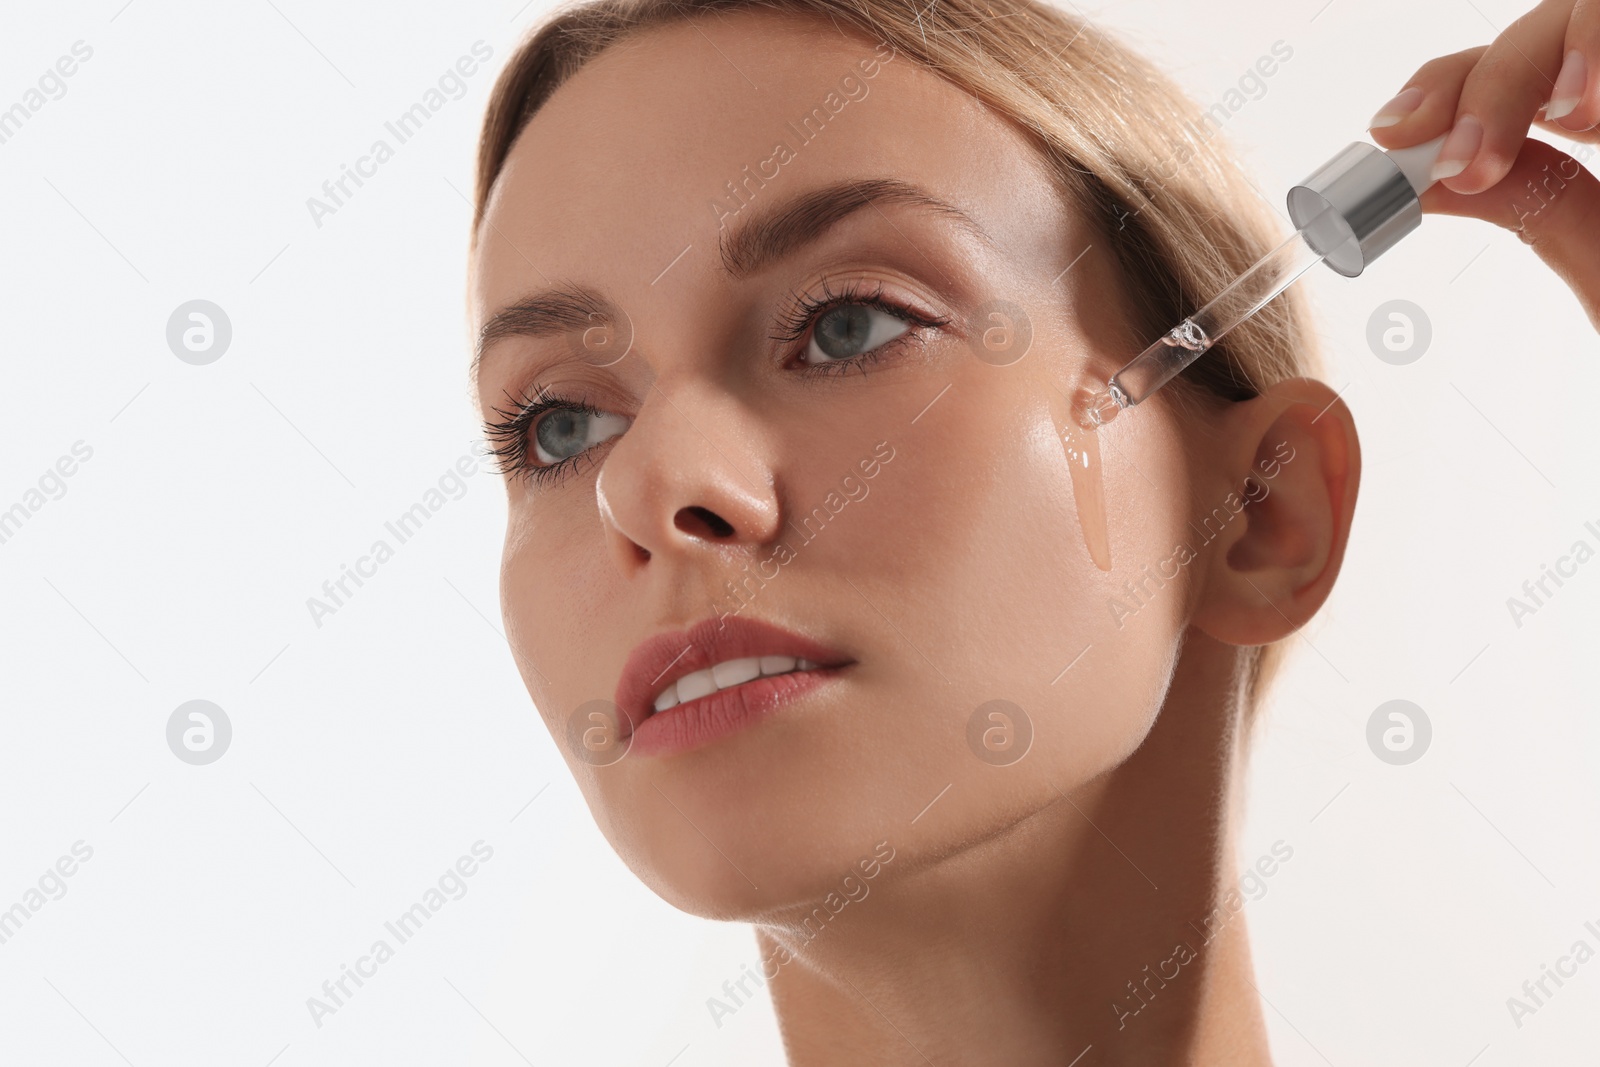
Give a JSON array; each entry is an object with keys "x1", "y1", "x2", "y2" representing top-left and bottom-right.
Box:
[{"x1": 1050, "y1": 386, "x2": 1112, "y2": 571}]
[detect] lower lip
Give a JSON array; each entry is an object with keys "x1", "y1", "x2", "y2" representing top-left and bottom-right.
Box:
[{"x1": 627, "y1": 667, "x2": 844, "y2": 758}]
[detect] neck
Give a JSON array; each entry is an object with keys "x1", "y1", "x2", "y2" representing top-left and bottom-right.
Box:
[{"x1": 755, "y1": 632, "x2": 1274, "y2": 1066}]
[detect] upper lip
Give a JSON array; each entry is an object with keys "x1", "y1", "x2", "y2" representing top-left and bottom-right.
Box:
[{"x1": 614, "y1": 615, "x2": 854, "y2": 730}]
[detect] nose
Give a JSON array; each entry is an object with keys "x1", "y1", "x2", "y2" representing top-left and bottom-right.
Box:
[{"x1": 595, "y1": 381, "x2": 782, "y2": 571}]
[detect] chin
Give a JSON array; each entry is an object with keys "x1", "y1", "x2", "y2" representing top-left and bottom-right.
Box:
[{"x1": 569, "y1": 669, "x2": 1160, "y2": 920}]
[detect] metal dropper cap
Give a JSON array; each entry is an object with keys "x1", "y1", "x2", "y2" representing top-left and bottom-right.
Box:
[{"x1": 1285, "y1": 133, "x2": 1447, "y2": 277}]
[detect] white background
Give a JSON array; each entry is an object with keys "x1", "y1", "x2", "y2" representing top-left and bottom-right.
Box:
[{"x1": 1, "y1": 0, "x2": 1596, "y2": 1064}]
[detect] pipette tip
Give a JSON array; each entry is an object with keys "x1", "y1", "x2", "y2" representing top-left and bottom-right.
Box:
[{"x1": 1082, "y1": 384, "x2": 1127, "y2": 429}]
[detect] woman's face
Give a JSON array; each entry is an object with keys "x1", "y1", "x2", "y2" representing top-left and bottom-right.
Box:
[{"x1": 471, "y1": 12, "x2": 1200, "y2": 916}]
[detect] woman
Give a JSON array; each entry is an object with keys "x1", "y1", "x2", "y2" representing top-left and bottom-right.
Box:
[{"x1": 466, "y1": 0, "x2": 1599, "y2": 1061}]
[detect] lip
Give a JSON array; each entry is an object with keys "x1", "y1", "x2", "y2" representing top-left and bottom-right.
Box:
[{"x1": 614, "y1": 616, "x2": 854, "y2": 757}]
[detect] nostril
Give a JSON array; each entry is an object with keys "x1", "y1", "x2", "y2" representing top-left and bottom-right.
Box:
[{"x1": 676, "y1": 505, "x2": 735, "y2": 539}]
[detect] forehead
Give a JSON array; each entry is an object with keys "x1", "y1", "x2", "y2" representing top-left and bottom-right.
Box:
[{"x1": 471, "y1": 11, "x2": 1079, "y2": 335}]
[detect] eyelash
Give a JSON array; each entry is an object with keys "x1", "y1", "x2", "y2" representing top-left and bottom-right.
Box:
[
  {"x1": 482, "y1": 385, "x2": 608, "y2": 489},
  {"x1": 771, "y1": 277, "x2": 949, "y2": 374},
  {"x1": 483, "y1": 279, "x2": 950, "y2": 488}
]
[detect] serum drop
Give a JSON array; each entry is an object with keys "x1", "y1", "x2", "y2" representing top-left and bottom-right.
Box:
[{"x1": 1053, "y1": 386, "x2": 1111, "y2": 571}]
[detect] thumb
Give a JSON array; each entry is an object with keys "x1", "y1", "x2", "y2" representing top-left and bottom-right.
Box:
[{"x1": 1419, "y1": 138, "x2": 1600, "y2": 331}]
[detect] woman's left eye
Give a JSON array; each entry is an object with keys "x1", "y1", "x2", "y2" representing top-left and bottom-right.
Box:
[{"x1": 801, "y1": 303, "x2": 913, "y2": 366}]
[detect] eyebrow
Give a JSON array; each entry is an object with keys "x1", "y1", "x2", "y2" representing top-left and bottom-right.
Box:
[
  {"x1": 717, "y1": 175, "x2": 993, "y2": 277},
  {"x1": 471, "y1": 176, "x2": 993, "y2": 382}
]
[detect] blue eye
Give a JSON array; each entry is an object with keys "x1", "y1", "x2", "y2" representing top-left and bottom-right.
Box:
[
  {"x1": 532, "y1": 406, "x2": 629, "y2": 465},
  {"x1": 776, "y1": 278, "x2": 948, "y2": 373},
  {"x1": 804, "y1": 303, "x2": 913, "y2": 365},
  {"x1": 483, "y1": 390, "x2": 630, "y2": 489}
]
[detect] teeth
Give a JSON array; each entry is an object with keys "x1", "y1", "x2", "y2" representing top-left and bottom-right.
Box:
[
  {"x1": 712, "y1": 657, "x2": 763, "y2": 689},
  {"x1": 651, "y1": 654, "x2": 824, "y2": 713},
  {"x1": 676, "y1": 670, "x2": 717, "y2": 704}
]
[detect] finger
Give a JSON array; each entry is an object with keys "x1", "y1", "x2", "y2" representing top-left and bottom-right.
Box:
[
  {"x1": 1422, "y1": 138, "x2": 1600, "y2": 329},
  {"x1": 1369, "y1": 47, "x2": 1485, "y2": 148},
  {"x1": 1437, "y1": 0, "x2": 1574, "y2": 195},
  {"x1": 1534, "y1": 115, "x2": 1600, "y2": 141},
  {"x1": 1545, "y1": 0, "x2": 1600, "y2": 132}
]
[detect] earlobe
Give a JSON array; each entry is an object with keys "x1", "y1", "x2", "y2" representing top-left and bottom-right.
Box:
[{"x1": 1190, "y1": 377, "x2": 1361, "y2": 647}]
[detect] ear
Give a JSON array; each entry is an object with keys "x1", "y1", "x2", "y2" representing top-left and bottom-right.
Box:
[{"x1": 1190, "y1": 377, "x2": 1361, "y2": 646}]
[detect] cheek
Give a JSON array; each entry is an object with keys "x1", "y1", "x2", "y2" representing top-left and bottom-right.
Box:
[
  {"x1": 854, "y1": 353, "x2": 1193, "y2": 783},
  {"x1": 498, "y1": 499, "x2": 616, "y2": 729},
  {"x1": 499, "y1": 503, "x2": 669, "y2": 876}
]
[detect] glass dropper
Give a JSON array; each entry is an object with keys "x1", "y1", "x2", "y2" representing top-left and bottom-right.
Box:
[{"x1": 1085, "y1": 133, "x2": 1448, "y2": 428}]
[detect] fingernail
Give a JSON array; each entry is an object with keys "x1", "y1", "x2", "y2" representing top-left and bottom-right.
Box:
[
  {"x1": 1546, "y1": 49, "x2": 1587, "y2": 123},
  {"x1": 1369, "y1": 86, "x2": 1425, "y2": 129},
  {"x1": 1431, "y1": 114, "x2": 1483, "y2": 181}
]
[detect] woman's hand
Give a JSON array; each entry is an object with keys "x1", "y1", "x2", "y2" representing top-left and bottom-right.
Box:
[{"x1": 1367, "y1": 0, "x2": 1600, "y2": 329}]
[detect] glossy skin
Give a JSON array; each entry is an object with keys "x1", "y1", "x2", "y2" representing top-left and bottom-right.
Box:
[{"x1": 469, "y1": 11, "x2": 1364, "y2": 1064}]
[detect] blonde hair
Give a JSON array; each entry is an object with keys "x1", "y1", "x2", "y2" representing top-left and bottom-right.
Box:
[{"x1": 472, "y1": 0, "x2": 1322, "y2": 726}]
